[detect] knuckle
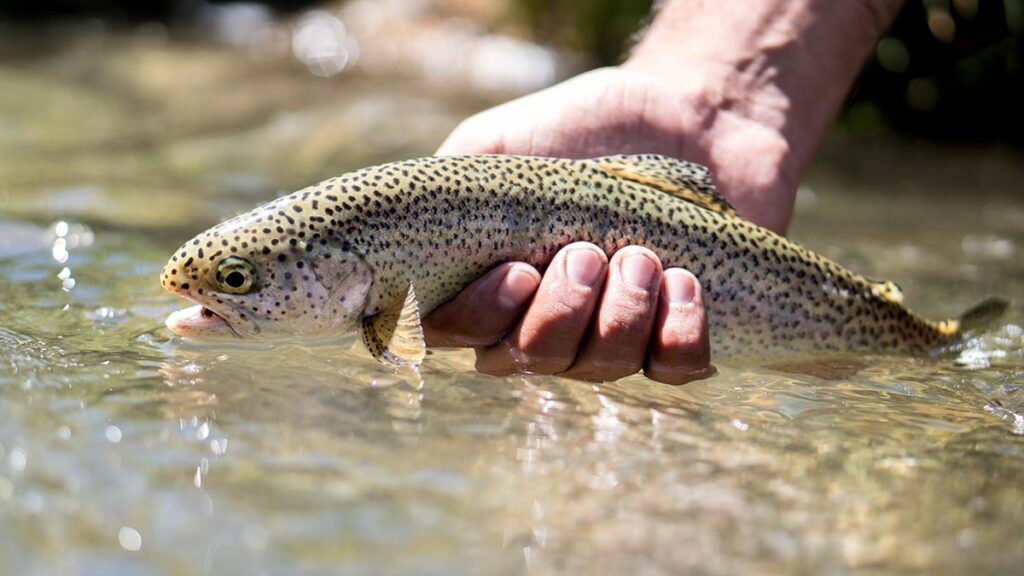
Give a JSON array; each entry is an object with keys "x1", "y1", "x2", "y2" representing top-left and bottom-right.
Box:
[
  {"x1": 597, "y1": 306, "x2": 648, "y2": 336},
  {"x1": 480, "y1": 339, "x2": 574, "y2": 376},
  {"x1": 659, "y1": 324, "x2": 706, "y2": 351},
  {"x1": 547, "y1": 297, "x2": 588, "y2": 319},
  {"x1": 644, "y1": 364, "x2": 716, "y2": 386},
  {"x1": 650, "y1": 338, "x2": 711, "y2": 373},
  {"x1": 564, "y1": 364, "x2": 638, "y2": 383},
  {"x1": 515, "y1": 352, "x2": 574, "y2": 375},
  {"x1": 592, "y1": 361, "x2": 642, "y2": 382}
]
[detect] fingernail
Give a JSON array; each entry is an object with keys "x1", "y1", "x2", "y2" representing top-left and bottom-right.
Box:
[
  {"x1": 665, "y1": 270, "x2": 697, "y2": 303},
  {"x1": 497, "y1": 265, "x2": 538, "y2": 309},
  {"x1": 621, "y1": 252, "x2": 658, "y2": 289},
  {"x1": 566, "y1": 247, "x2": 605, "y2": 286}
]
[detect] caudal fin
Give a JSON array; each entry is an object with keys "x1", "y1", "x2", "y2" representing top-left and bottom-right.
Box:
[{"x1": 938, "y1": 297, "x2": 1010, "y2": 336}]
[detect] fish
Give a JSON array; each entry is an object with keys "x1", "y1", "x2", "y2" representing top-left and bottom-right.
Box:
[{"x1": 161, "y1": 154, "x2": 1008, "y2": 366}]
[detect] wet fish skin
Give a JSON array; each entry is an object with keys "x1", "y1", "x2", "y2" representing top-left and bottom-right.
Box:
[{"x1": 161, "y1": 154, "x2": 1005, "y2": 362}]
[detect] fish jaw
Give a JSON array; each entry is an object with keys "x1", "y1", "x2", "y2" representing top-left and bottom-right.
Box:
[
  {"x1": 165, "y1": 304, "x2": 240, "y2": 340},
  {"x1": 160, "y1": 227, "x2": 376, "y2": 341}
]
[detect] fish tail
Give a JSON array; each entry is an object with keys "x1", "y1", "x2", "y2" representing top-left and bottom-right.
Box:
[{"x1": 936, "y1": 297, "x2": 1010, "y2": 337}]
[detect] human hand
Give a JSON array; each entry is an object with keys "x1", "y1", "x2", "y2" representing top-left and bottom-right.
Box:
[
  {"x1": 427, "y1": 65, "x2": 756, "y2": 385},
  {"x1": 425, "y1": 0, "x2": 903, "y2": 383},
  {"x1": 422, "y1": 242, "x2": 713, "y2": 385},
  {"x1": 436, "y1": 65, "x2": 798, "y2": 234},
  {"x1": 427, "y1": 63, "x2": 783, "y2": 385}
]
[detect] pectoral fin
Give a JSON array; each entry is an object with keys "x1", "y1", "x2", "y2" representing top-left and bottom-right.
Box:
[
  {"x1": 592, "y1": 154, "x2": 738, "y2": 216},
  {"x1": 360, "y1": 283, "x2": 426, "y2": 367}
]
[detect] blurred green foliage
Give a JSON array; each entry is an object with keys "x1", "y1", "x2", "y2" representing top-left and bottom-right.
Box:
[
  {"x1": 507, "y1": 0, "x2": 654, "y2": 65},
  {"x1": 508, "y1": 0, "x2": 1024, "y2": 144},
  {"x1": 849, "y1": 0, "x2": 1023, "y2": 143}
]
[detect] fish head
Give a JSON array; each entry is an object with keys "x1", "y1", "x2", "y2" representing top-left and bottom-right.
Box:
[{"x1": 161, "y1": 209, "x2": 372, "y2": 342}]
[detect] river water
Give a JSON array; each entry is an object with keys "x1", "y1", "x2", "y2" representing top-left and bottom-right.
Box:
[{"x1": 1, "y1": 10, "x2": 1023, "y2": 576}]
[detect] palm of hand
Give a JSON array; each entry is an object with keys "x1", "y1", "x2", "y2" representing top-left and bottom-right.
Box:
[{"x1": 438, "y1": 67, "x2": 796, "y2": 233}]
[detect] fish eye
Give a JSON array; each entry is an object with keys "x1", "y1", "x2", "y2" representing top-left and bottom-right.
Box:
[{"x1": 215, "y1": 257, "x2": 256, "y2": 294}]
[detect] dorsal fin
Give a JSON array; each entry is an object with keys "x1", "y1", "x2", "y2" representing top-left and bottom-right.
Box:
[
  {"x1": 591, "y1": 154, "x2": 737, "y2": 216},
  {"x1": 869, "y1": 280, "x2": 904, "y2": 304}
]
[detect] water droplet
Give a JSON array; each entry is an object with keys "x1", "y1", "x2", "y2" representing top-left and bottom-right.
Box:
[
  {"x1": 90, "y1": 307, "x2": 127, "y2": 322},
  {"x1": 52, "y1": 237, "x2": 69, "y2": 263},
  {"x1": 118, "y1": 526, "x2": 143, "y2": 551},
  {"x1": 210, "y1": 438, "x2": 228, "y2": 455},
  {"x1": 202, "y1": 493, "x2": 214, "y2": 516},
  {"x1": 731, "y1": 419, "x2": 750, "y2": 431},
  {"x1": 8, "y1": 448, "x2": 27, "y2": 472},
  {"x1": 292, "y1": 10, "x2": 354, "y2": 77},
  {"x1": 957, "y1": 527, "x2": 977, "y2": 548}
]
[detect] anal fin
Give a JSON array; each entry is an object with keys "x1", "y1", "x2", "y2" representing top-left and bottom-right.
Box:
[
  {"x1": 870, "y1": 280, "x2": 904, "y2": 304},
  {"x1": 361, "y1": 284, "x2": 426, "y2": 367}
]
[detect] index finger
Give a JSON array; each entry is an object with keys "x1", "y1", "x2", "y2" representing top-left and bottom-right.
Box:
[{"x1": 422, "y1": 262, "x2": 541, "y2": 347}]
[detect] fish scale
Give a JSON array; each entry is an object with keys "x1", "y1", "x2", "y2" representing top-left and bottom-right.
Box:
[{"x1": 161, "y1": 154, "x2": 1006, "y2": 363}]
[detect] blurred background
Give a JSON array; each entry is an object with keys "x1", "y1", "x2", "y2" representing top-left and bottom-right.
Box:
[
  {"x1": 2, "y1": 3, "x2": 1024, "y2": 575},
  {"x1": 2, "y1": 0, "x2": 1022, "y2": 141},
  {"x1": 1, "y1": 0, "x2": 1021, "y2": 233}
]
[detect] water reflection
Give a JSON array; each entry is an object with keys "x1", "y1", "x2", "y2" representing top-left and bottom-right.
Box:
[{"x1": 2, "y1": 315, "x2": 1023, "y2": 573}]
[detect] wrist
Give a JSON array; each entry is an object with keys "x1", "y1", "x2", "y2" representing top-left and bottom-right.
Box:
[
  {"x1": 598, "y1": 61, "x2": 799, "y2": 232},
  {"x1": 624, "y1": 0, "x2": 903, "y2": 171}
]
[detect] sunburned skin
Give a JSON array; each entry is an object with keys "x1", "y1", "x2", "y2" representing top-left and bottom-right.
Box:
[{"x1": 162, "y1": 154, "x2": 1007, "y2": 365}]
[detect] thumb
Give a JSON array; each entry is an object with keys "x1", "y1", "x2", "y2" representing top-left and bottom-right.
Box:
[{"x1": 435, "y1": 115, "x2": 506, "y2": 156}]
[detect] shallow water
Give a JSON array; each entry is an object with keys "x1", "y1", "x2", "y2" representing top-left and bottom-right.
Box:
[{"x1": 2, "y1": 15, "x2": 1024, "y2": 576}]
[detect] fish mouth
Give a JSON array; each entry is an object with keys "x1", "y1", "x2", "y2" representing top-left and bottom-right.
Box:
[{"x1": 165, "y1": 304, "x2": 240, "y2": 339}]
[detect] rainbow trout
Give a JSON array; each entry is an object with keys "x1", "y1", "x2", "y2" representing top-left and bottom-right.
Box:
[{"x1": 161, "y1": 154, "x2": 1006, "y2": 365}]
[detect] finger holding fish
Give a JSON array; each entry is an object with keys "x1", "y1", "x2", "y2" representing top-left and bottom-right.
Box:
[
  {"x1": 428, "y1": 243, "x2": 714, "y2": 385},
  {"x1": 560, "y1": 246, "x2": 663, "y2": 382},
  {"x1": 644, "y1": 269, "x2": 715, "y2": 385},
  {"x1": 475, "y1": 243, "x2": 608, "y2": 376},
  {"x1": 422, "y1": 263, "x2": 540, "y2": 347}
]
